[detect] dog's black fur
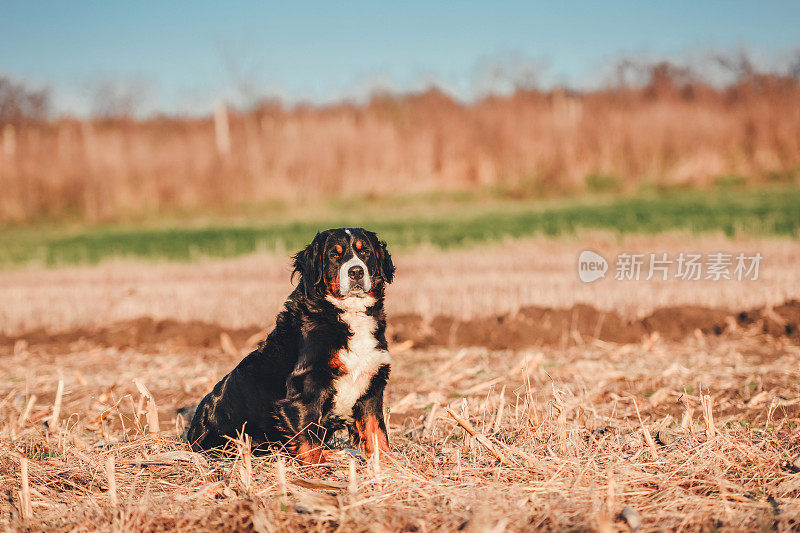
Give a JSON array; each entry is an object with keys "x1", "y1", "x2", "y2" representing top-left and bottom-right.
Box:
[{"x1": 186, "y1": 228, "x2": 395, "y2": 463}]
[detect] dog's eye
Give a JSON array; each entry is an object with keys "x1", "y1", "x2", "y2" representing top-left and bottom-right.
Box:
[{"x1": 355, "y1": 240, "x2": 368, "y2": 254}]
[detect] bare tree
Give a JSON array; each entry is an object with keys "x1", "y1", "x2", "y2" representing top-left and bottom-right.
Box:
[
  {"x1": 0, "y1": 76, "x2": 50, "y2": 125},
  {"x1": 218, "y1": 38, "x2": 266, "y2": 111},
  {"x1": 788, "y1": 49, "x2": 800, "y2": 81},
  {"x1": 472, "y1": 53, "x2": 547, "y2": 96},
  {"x1": 89, "y1": 78, "x2": 152, "y2": 119},
  {"x1": 714, "y1": 50, "x2": 757, "y2": 82}
]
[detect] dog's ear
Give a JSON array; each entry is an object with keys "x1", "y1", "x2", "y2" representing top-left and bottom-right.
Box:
[
  {"x1": 292, "y1": 232, "x2": 327, "y2": 296},
  {"x1": 364, "y1": 230, "x2": 395, "y2": 284}
]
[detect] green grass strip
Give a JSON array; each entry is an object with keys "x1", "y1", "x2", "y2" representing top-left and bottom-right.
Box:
[{"x1": 1, "y1": 187, "x2": 798, "y2": 268}]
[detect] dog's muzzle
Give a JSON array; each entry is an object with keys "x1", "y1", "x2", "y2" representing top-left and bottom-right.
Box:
[{"x1": 338, "y1": 254, "x2": 371, "y2": 295}]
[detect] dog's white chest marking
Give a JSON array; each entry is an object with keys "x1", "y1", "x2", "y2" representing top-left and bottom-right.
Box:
[{"x1": 326, "y1": 295, "x2": 390, "y2": 419}]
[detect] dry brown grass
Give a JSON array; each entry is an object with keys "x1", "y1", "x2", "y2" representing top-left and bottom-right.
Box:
[
  {"x1": 1, "y1": 325, "x2": 799, "y2": 531},
  {"x1": 2, "y1": 234, "x2": 798, "y2": 335},
  {"x1": 2, "y1": 74, "x2": 800, "y2": 222},
  {"x1": 2, "y1": 233, "x2": 798, "y2": 530}
]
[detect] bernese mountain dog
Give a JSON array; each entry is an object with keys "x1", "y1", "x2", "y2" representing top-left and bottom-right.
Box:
[{"x1": 186, "y1": 228, "x2": 395, "y2": 464}]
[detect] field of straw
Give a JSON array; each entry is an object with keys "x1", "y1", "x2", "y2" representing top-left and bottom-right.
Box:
[
  {"x1": 2, "y1": 71, "x2": 800, "y2": 223},
  {"x1": 1, "y1": 319, "x2": 799, "y2": 531},
  {"x1": 0, "y1": 232, "x2": 799, "y2": 531},
  {"x1": 2, "y1": 234, "x2": 798, "y2": 336}
]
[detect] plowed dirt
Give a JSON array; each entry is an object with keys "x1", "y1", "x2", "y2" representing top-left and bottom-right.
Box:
[{"x1": 3, "y1": 300, "x2": 798, "y2": 352}]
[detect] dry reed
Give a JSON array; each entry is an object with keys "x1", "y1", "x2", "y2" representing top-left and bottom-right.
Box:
[{"x1": 2, "y1": 73, "x2": 800, "y2": 223}]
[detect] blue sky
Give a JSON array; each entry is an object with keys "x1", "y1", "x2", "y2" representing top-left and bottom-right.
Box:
[{"x1": 2, "y1": 1, "x2": 799, "y2": 116}]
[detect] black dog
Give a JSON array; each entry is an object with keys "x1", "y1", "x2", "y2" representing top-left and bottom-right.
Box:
[{"x1": 186, "y1": 228, "x2": 395, "y2": 464}]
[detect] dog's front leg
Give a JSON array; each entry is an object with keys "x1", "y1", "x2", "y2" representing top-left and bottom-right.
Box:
[{"x1": 351, "y1": 366, "x2": 392, "y2": 460}]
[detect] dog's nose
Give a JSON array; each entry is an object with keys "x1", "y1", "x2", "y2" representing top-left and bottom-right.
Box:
[{"x1": 348, "y1": 265, "x2": 364, "y2": 281}]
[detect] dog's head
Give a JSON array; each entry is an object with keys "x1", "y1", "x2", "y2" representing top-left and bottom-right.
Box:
[{"x1": 292, "y1": 228, "x2": 394, "y2": 301}]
